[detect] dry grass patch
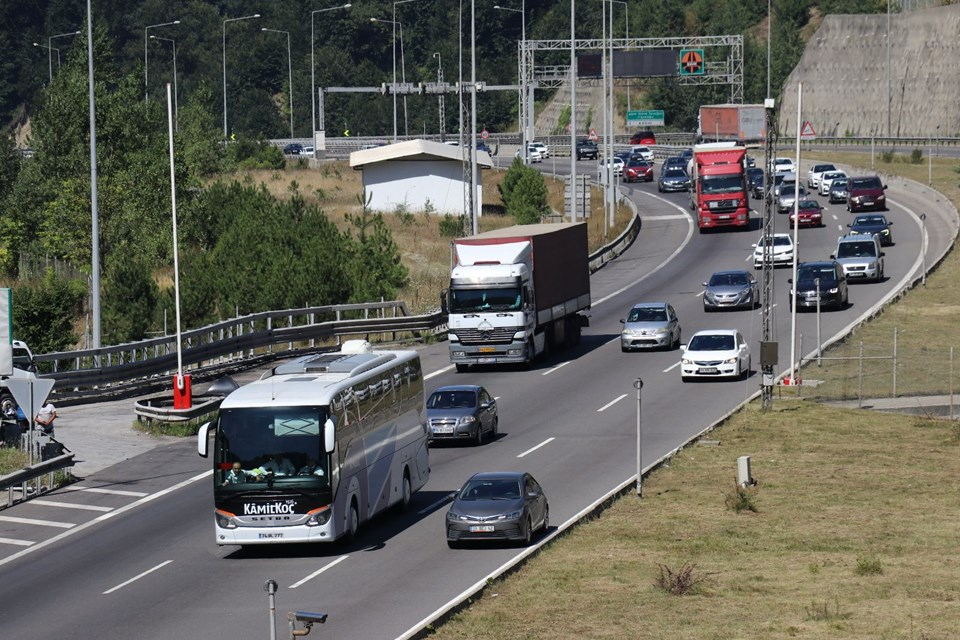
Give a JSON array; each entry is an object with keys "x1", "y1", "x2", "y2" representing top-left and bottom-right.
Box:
[{"x1": 429, "y1": 400, "x2": 960, "y2": 639}]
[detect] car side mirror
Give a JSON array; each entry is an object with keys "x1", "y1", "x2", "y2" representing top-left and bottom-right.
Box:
[
  {"x1": 679, "y1": 344, "x2": 687, "y2": 351},
  {"x1": 701, "y1": 282, "x2": 708, "y2": 287},
  {"x1": 619, "y1": 319, "x2": 625, "y2": 324},
  {"x1": 787, "y1": 278, "x2": 793, "y2": 284},
  {"x1": 880, "y1": 252, "x2": 885, "y2": 257},
  {"x1": 846, "y1": 224, "x2": 852, "y2": 228},
  {"x1": 829, "y1": 254, "x2": 835, "y2": 259},
  {"x1": 888, "y1": 221, "x2": 893, "y2": 226}
]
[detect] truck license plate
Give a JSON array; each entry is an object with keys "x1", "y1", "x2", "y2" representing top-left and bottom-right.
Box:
[
  {"x1": 718, "y1": 215, "x2": 730, "y2": 220},
  {"x1": 478, "y1": 347, "x2": 496, "y2": 353},
  {"x1": 470, "y1": 525, "x2": 495, "y2": 533}
]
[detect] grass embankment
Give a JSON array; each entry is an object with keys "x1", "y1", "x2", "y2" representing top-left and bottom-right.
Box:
[{"x1": 422, "y1": 150, "x2": 960, "y2": 639}]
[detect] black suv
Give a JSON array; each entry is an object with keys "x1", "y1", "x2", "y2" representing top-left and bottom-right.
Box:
[{"x1": 575, "y1": 139, "x2": 598, "y2": 160}]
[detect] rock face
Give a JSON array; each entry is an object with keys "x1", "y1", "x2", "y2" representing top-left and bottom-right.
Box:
[{"x1": 778, "y1": 4, "x2": 960, "y2": 138}]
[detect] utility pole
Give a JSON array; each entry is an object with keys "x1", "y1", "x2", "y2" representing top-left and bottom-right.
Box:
[{"x1": 760, "y1": 99, "x2": 777, "y2": 411}]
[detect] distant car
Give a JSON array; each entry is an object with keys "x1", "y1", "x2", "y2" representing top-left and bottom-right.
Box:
[
  {"x1": 598, "y1": 156, "x2": 624, "y2": 176},
  {"x1": 790, "y1": 261, "x2": 848, "y2": 311},
  {"x1": 818, "y1": 170, "x2": 847, "y2": 196},
  {"x1": 828, "y1": 177, "x2": 850, "y2": 204},
  {"x1": 777, "y1": 183, "x2": 807, "y2": 213},
  {"x1": 678, "y1": 147, "x2": 693, "y2": 163},
  {"x1": 476, "y1": 141, "x2": 492, "y2": 154},
  {"x1": 620, "y1": 302, "x2": 681, "y2": 351},
  {"x1": 753, "y1": 233, "x2": 795, "y2": 269},
  {"x1": 774, "y1": 157, "x2": 796, "y2": 174},
  {"x1": 747, "y1": 167, "x2": 765, "y2": 199},
  {"x1": 846, "y1": 175, "x2": 888, "y2": 212},
  {"x1": 446, "y1": 471, "x2": 549, "y2": 548},
  {"x1": 426, "y1": 385, "x2": 498, "y2": 445},
  {"x1": 807, "y1": 163, "x2": 837, "y2": 188},
  {"x1": 299, "y1": 145, "x2": 315, "y2": 156},
  {"x1": 629, "y1": 130, "x2": 656, "y2": 145},
  {"x1": 831, "y1": 234, "x2": 884, "y2": 282},
  {"x1": 662, "y1": 156, "x2": 687, "y2": 172},
  {"x1": 848, "y1": 213, "x2": 894, "y2": 246},
  {"x1": 630, "y1": 146, "x2": 654, "y2": 162},
  {"x1": 772, "y1": 171, "x2": 797, "y2": 198},
  {"x1": 789, "y1": 199, "x2": 824, "y2": 227},
  {"x1": 657, "y1": 167, "x2": 690, "y2": 192},
  {"x1": 516, "y1": 146, "x2": 542, "y2": 163},
  {"x1": 745, "y1": 155, "x2": 757, "y2": 168},
  {"x1": 680, "y1": 329, "x2": 751, "y2": 381},
  {"x1": 702, "y1": 270, "x2": 758, "y2": 311},
  {"x1": 283, "y1": 143, "x2": 304, "y2": 155},
  {"x1": 623, "y1": 158, "x2": 654, "y2": 182},
  {"x1": 530, "y1": 141, "x2": 549, "y2": 158},
  {"x1": 576, "y1": 138, "x2": 598, "y2": 160}
]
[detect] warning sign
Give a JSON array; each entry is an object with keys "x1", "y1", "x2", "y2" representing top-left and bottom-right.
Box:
[
  {"x1": 588, "y1": 128, "x2": 598, "y2": 141},
  {"x1": 679, "y1": 49, "x2": 704, "y2": 76},
  {"x1": 481, "y1": 129, "x2": 489, "y2": 140},
  {"x1": 800, "y1": 121, "x2": 816, "y2": 140}
]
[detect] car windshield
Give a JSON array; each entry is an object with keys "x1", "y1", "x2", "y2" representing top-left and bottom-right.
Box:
[
  {"x1": 459, "y1": 478, "x2": 522, "y2": 500},
  {"x1": 836, "y1": 242, "x2": 877, "y2": 258},
  {"x1": 627, "y1": 158, "x2": 649, "y2": 167},
  {"x1": 688, "y1": 334, "x2": 735, "y2": 351},
  {"x1": 798, "y1": 201, "x2": 819, "y2": 210},
  {"x1": 700, "y1": 174, "x2": 744, "y2": 194},
  {"x1": 709, "y1": 272, "x2": 749, "y2": 287},
  {"x1": 797, "y1": 265, "x2": 837, "y2": 282},
  {"x1": 855, "y1": 216, "x2": 886, "y2": 225},
  {"x1": 758, "y1": 236, "x2": 791, "y2": 248},
  {"x1": 427, "y1": 390, "x2": 477, "y2": 409},
  {"x1": 832, "y1": 179, "x2": 848, "y2": 188},
  {"x1": 851, "y1": 177, "x2": 881, "y2": 189},
  {"x1": 815, "y1": 164, "x2": 836, "y2": 172},
  {"x1": 627, "y1": 306, "x2": 667, "y2": 322}
]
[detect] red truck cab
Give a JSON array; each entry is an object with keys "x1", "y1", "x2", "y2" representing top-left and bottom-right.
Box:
[{"x1": 689, "y1": 143, "x2": 750, "y2": 232}]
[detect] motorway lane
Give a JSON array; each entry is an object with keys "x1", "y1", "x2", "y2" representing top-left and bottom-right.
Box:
[{"x1": 0, "y1": 160, "x2": 943, "y2": 640}]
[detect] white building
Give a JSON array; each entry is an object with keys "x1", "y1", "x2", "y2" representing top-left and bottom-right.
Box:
[{"x1": 349, "y1": 139, "x2": 493, "y2": 215}]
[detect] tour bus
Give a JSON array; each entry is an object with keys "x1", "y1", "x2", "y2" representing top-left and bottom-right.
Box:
[{"x1": 197, "y1": 340, "x2": 430, "y2": 546}]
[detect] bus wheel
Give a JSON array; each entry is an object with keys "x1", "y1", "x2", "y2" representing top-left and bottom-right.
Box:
[
  {"x1": 455, "y1": 363, "x2": 469, "y2": 373},
  {"x1": 398, "y1": 470, "x2": 412, "y2": 511},
  {"x1": 345, "y1": 500, "x2": 359, "y2": 542}
]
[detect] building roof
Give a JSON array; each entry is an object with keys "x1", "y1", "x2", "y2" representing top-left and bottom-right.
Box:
[{"x1": 349, "y1": 139, "x2": 493, "y2": 169}]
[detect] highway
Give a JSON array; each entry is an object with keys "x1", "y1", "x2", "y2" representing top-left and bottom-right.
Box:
[{"x1": 0, "y1": 156, "x2": 950, "y2": 640}]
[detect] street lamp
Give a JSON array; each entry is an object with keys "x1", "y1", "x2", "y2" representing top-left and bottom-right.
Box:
[
  {"x1": 145, "y1": 20, "x2": 179, "y2": 103},
  {"x1": 370, "y1": 17, "x2": 407, "y2": 141},
  {"x1": 634, "y1": 377, "x2": 643, "y2": 498},
  {"x1": 151, "y1": 36, "x2": 178, "y2": 131},
  {"x1": 262, "y1": 28, "x2": 294, "y2": 139},
  {"x1": 494, "y1": 3, "x2": 525, "y2": 157},
  {"x1": 311, "y1": 4, "x2": 352, "y2": 142},
  {"x1": 223, "y1": 14, "x2": 261, "y2": 138},
  {"x1": 33, "y1": 43, "x2": 60, "y2": 85},
  {"x1": 43, "y1": 30, "x2": 80, "y2": 85}
]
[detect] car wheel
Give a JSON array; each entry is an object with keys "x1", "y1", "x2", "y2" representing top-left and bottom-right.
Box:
[
  {"x1": 474, "y1": 424, "x2": 484, "y2": 446},
  {"x1": 541, "y1": 505, "x2": 550, "y2": 533},
  {"x1": 490, "y1": 417, "x2": 498, "y2": 441},
  {"x1": 672, "y1": 332, "x2": 681, "y2": 350},
  {"x1": 521, "y1": 516, "x2": 533, "y2": 546}
]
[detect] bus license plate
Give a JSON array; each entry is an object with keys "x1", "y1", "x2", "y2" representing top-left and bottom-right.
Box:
[
  {"x1": 470, "y1": 525, "x2": 495, "y2": 533},
  {"x1": 478, "y1": 357, "x2": 495, "y2": 363},
  {"x1": 698, "y1": 367, "x2": 718, "y2": 374},
  {"x1": 478, "y1": 347, "x2": 496, "y2": 353}
]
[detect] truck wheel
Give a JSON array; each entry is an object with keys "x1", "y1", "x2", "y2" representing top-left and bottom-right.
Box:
[
  {"x1": 455, "y1": 363, "x2": 469, "y2": 373},
  {"x1": 0, "y1": 392, "x2": 16, "y2": 418}
]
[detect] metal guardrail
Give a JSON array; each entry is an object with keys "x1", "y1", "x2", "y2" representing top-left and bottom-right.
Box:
[
  {"x1": 1, "y1": 451, "x2": 75, "y2": 507},
  {"x1": 589, "y1": 210, "x2": 642, "y2": 273}
]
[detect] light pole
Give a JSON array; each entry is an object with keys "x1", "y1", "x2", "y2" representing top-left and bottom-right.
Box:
[
  {"x1": 371, "y1": 17, "x2": 407, "y2": 140},
  {"x1": 494, "y1": 3, "x2": 525, "y2": 158},
  {"x1": 611, "y1": 0, "x2": 628, "y2": 111},
  {"x1": 433, "y1": 52, "x2": 445, "y2": 138},
  {"x1": 44, "y1": 30, "x2": 80, "y2": 85},
  {"x1": 262, "y1": 28, "x2": 294, "y2": 139},
  {"x1": 33, "y1": 43, "x2": 60, "y2": 84},
  {"x1": 311, "y1": 5, "x2": 351, "y2": 142},
  {"x1": 145, "y1": 20, "x2": 179, "y2": 103},
  {"x1": 223, "y1": 14, "x2": 261, "y2": 139},
  {"x1": 815, "y1": 277, "x2": 822, "y2": 366},
  {"x1": 920, "y1": 213, "x2": 927, "y2": 286},
  {"x1": 634, "y1": 377, "x2": 643, "y2": 498},
  {"x1": 87, "y1": 0, "x2": 102, "y2": 354},
  {"x1": 394, "y1": 0, "x2": 423, "y2": 138},
  {"x1": 766, "y1": 0, "x2": 771, "y2": 98},
  {"x1": 151, "y1": 36, "x2": 178, "y2": 131}
]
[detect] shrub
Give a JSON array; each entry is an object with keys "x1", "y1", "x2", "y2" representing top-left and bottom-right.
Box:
[
  {"x1": 881, "y1": 150, "x2": 895, "y2": 163},
  {"x1": 855, "y1": 555, "x2": 883, "y2": 575},
  {"x1": 654, "y1": 562, "x2": 708, "y2": 596},
  {"x1": 724, "y1": 481, "x2": 758, "y2": 513},
  {"x1": 438, "y1": 214, "x2": 464, "y2": 238},
  {"x1": 910, "y1": 148, "x2": 923, "y2": 164}
]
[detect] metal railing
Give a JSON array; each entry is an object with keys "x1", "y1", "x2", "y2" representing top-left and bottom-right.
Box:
[{"x1": 0, "y1": 449, "x2": 75, "y2": 508}]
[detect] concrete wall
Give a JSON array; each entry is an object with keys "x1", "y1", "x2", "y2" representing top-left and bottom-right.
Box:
[
  {"x1": 779, "y1": 4, "x2": 960, "y2": 138},
  {"x1": 362, "y1": 160, "x2": 483, "y2": 215}
]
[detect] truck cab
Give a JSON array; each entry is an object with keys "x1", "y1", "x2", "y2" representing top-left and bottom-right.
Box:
[{"x1": 689, "y1": 143, "x2": 750, "y2": 232}]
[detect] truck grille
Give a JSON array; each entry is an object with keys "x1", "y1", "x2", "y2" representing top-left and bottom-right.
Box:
[
  {"x1": 710, "y1": 199, "x2": 739, "y2": 212},
  {"x1": 455, "y1": 327, "x2": 517, "y2": 344}
]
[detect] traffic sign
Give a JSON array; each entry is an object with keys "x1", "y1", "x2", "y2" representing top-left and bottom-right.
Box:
[
  {"x1": 627, "y1": 109, "x2": 665, "y2": 127},
  {"x1": 588, "y1": 128, "x2": 598, "y2": 141},
  {"x1": 679, "y1": 49, "x2": 704, "y2": 76},
  {"x1": 481, "y1": 129, "x2": 489, "y2": 140},
  {"x1": 800, "y1": 121, "x2": 816, "y2": 140},
  {"x1": 5, "y1": 377, "x2": 55, "y2": 422}
]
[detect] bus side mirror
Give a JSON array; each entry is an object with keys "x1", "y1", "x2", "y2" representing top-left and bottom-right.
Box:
[
  {"x1": 324, "y1": 418, "x2": 336, "y2": 454},
  {"x1": 440, "y1": 289, "x2": 448, "y2": 315},
  {"x1": 197, "y1": 422, "x2": 211, "y2": 458}
]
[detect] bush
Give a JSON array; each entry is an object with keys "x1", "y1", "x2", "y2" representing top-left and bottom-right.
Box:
[
  {"x1": 438, "y1": 214, "x2": 464, "y2": 238},
  {"x1": 654, "y1": 562, "x2": 708, "y2": 596},
  {"x1": 724, "y1": 481, "x2": 759, "y2": 513},
  {"x1": 910, "y1": 148, "x2": 923, "y2": 164},
  {"x1": 855, "y1": 554, "x2": 883, "y2": 575}
]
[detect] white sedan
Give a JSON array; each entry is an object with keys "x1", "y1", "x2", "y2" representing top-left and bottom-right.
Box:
[
  {"x1": 818, "y1": 170, "x2": 847, "y2": 196},
  {"x1": 752, "y1": 232, "x2": 795, "y2": 269},
  {"x1": 774, "y1": 157, "x2": 796, "y2": 174},
  {"x1": 530, "y1": 141, "x2": 549, "y2": 158},
  {"x1": 680, "y1": 329, "x2": 751, "y2": 381},
  {"x1": 598, "y1": 156, "x2": 624, "y2": 176},
  {"x1": 515, "y1": 146, "x2": 543, "y2": 163}
]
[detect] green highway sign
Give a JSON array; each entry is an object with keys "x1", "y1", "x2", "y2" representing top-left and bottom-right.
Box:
[{"x1": 626, "y1": 110, "x2": 665, "y2": 127}]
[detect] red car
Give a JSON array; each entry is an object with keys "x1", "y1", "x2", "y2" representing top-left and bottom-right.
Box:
[
  {"x1": 628, "y1": 130, "x2": 656, "y2": 145},
  {"x1": 624, "y1": 158, "x2": 654, "y2": 182},
  {"x1": 788, "y1": 199, "x2": 824, "y2": 227}
]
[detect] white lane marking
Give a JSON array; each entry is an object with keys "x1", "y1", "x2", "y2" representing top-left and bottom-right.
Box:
[
  {"x1": 0, "y1": 469, "x2": 213, "y2": 570},
  {"x1": 31, "y1": 500, "x2": 113, "y2": 513},
  {"x1": 662, "y1": 361, "x2": 681, "y2": 373},
  {"x1": 289, "y1": 555, "x2": 349, "y2": 589},
  {"x1": 542, "y1": 362, "x2": 570, "y2": 376},
  {"x1": 0, "y1": 537, "x2": 34, "y2": 547},
  {"x1": 0, "y1": 515, "x2": 74, "y2": 529},
  {"x1": 758, "y1": 303, "x2": 779, "y2": 315},
  {"x1": 640, "y1": 214, "x2": 689, "y2": 221},
  {"x1": 831, "y1": 214, "x2": 838, "y2": 220},
  {"x1": 517, "y1": 437, "x2": 555, "y2": 458},
  {"x1": 592, "y1": 194, "x2": 695, "y2": 308},
  {"x1": 597, "y1": 394, "x2": 627, "y2": 412},
  {"x1": 418, "y1": 493, "x2": 455, "y2": 516},
  {"x1": 77, "y1": 487, "x2": 149, "y2": 497},
  {"x1": 494, "y1": 396, "x2": 501, "y2": 400},
  {"x1": 425, "y1": 365, "x2": 454, "y2": 380},
  {"x1": 103, "y1": 560, "x2": 173, "y2": 594},
  {"x1": 696, "y1": 290, "x2": 705, "y2": 298}
]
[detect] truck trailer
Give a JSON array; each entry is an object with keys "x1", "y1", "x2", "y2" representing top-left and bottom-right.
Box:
[
  {"x1": 445, "y1": 223, "x2": 591, "y2": 371},
  {"x1": 689, "y1": 143, "x2": 750, "y2": 232},
  {"x1": 698, "y1": 104, "x2": 766, "y2": 144}
]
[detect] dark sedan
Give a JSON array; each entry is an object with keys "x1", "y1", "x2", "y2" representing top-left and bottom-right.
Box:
[
  {"x1": 789, "y1": 261, "x2": 848, "y2": 311},
  {"x1": 828, "y1": 177, "x2": 850, "y2": 204},
  {"x1": 848, "y1": 213, "x2": 894, "y2": 246},
  {"x1": 747, "y1": 167, "x2": 764, "y2": 200},
  {"x1": 657, "y1": 167, "x2": 690, "y2": 191},
  {"x1": 446, "y1": 471, "x2": 549, "y2": 547},
  {"x1": 426, "y1": 385, "x2": 498, "y2": 445}
]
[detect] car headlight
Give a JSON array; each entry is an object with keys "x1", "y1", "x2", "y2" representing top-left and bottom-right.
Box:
[
  {"x1": 828, "y1": 287, "x2": 839, "y2": 294},
  {"x1": 503, "y1": 510, "x2": 523, "y2": 521},
  {"x1": 653, "y1": 328, "x2": 669, "y2": 336},
  {"x1": 446, "y1": 510, "x2": 466, "y2": 522},
  {"x1": 458, "y1": 416, "x2": 476, "y2": 426},
  {"x1": 681, "y1": 358, "x2": 693, "y2": 365},
  {"x1": 723, "y1": 357, "x2": 738, "y2": 364}
]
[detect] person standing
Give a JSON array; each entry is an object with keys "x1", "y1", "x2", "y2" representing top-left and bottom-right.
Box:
[{"x1": 35, "y1": 402, "x2": 57, "y2": 437}]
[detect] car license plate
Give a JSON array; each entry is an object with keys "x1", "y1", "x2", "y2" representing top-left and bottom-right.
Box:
[
  {"x1": 470, "y1": 525, "x2": 495, "y2": 533},
  {"x1": 698, "y1": 367, "x2": 718, "y2": 374},
  {"x1": 864, "y1": 201, "x2": 874, "y2": 206},
  {"x1": 433, "y1": 425, "x2": 454, "y2": 434},
  {"x1": 478, "y1": 346, "x2": 496, "y2": 353}
]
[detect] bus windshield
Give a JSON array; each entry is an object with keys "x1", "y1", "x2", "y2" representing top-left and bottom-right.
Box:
[
  {"x1": 450, "y1": 286, "x2": 522, "y2": 313},
  {"x1": 215, "y1": 406, "x2": 330, "y2": 489},
  {"x1": 700, "y1": 174, "x2": 744, "y2": 194}
]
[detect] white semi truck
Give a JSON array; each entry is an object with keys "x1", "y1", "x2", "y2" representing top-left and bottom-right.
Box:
[{"x1": 444, "y1": 223, "x2": 591, "y2": 372}]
